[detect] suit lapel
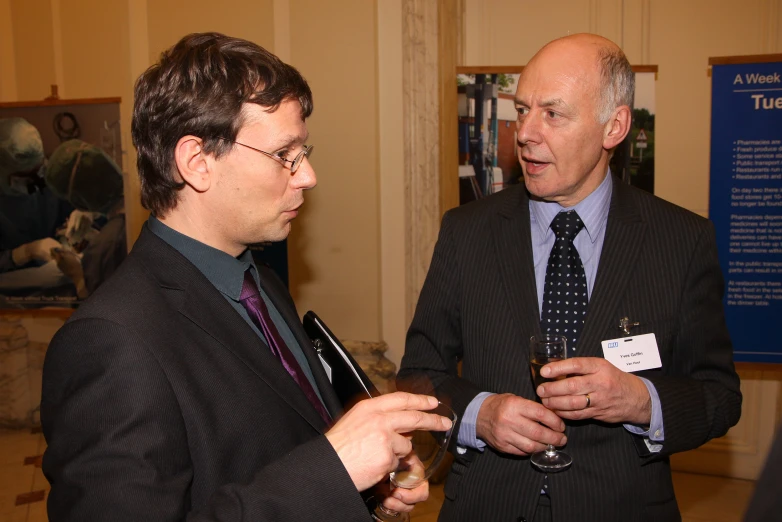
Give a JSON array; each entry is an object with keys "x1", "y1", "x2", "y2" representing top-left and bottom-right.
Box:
[
  {"x1": 492, "y1": 187, "x2": 541, "y2": 342},
  {"x1": 578, "y1": 176, "x2": 646, "y2": 357},
  {"x1": 134, "y1": 228, "x2": 327, "y2": 432},
  {"x1": 257, "y1": 269, "x2": 345, "y2": 420}
]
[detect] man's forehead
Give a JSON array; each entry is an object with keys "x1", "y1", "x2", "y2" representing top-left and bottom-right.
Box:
[
  {"x1": 238, "y1": 102, "x2": 309, "y2": 144},
  {"x1": 240, "y1": 101, "x2": 307, "y2": 130},
  {"x1": 516, "y1": 53, "x2": 598, "y2": 103},
  {"x1": 516, "y1": 71, "x2": 582, "y2": 102},
  {"x1": 241, "y1": 99, "x2": 303, "y2": 121}
]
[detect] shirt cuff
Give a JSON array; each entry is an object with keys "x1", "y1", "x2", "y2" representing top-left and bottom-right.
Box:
[
  {"x1": 623, "y1": 377, "x2": 664, "y2": 452},
  {"x1": 455, "y1": 391, "x2": 494, "y2": 454}
]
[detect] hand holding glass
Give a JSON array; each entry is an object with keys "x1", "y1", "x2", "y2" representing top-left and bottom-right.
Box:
[
  {"x1": 529, "y1": 334, "x2": 572, "y2": 472},
  {"x1": 372, "y1": 401, "x2": 458, "y2": 521}
]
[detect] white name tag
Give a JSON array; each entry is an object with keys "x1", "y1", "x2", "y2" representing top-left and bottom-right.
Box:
[{"x1": 601, "y1": 333, "x2": 662, "y2": 372}]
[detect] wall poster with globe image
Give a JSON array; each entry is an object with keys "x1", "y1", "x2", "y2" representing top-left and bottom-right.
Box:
[
  {"x1": 0, "y1": 98, "x2": 128, "y2": 310},
  {"x1": 456, "y1": 66, "x2": 657, "y2": 205}
]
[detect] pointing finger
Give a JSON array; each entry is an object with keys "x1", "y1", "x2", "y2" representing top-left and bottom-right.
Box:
[
  {"x1": 369, "y1": 392, "x2": 439, "y2": 413},
  {"x1": 388, "y1": 410, "x2": 454, "y2": 434}
]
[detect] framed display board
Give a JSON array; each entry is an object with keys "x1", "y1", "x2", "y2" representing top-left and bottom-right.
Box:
[
  {"x1": 0, "y1": 98, "x2": 125, "y2": 310},
  {"x1": 708, "y1": 55, "x2": 782, "y2": 365}
]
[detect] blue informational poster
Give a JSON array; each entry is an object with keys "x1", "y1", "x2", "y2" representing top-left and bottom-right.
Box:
[{"x1": 709, "y1": 58, "x2": 782, "y2": 363}]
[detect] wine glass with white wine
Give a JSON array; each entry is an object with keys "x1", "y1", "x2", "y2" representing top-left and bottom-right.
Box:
[
  {"x1": 371, "y1": 401, "x2": 458, "y2": 521},
  {"x1": 529, "y1": 334, "x2": 572, "y2": 472}
]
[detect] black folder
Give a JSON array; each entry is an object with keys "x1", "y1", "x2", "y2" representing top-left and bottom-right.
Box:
[{"x1": 303, "y1": 311, "x2": 379, "y2": 407}]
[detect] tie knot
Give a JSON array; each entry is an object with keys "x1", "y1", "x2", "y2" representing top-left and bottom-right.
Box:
[
  {"x1": 550, "y1": 210, "x2": 585, "y2": 241},
  {"x1": 240, "y1": 269, "x2": 260, "y2": 301}
]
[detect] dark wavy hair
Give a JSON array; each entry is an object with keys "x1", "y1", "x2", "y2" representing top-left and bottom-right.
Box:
[{"x1": 131, "y1": 32, "x2": 313, "y2": 216}]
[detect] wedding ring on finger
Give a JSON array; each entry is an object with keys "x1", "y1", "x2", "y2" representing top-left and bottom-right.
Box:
[{"x1": 584, "y1": 394, "x2": 591, "y2": 409}]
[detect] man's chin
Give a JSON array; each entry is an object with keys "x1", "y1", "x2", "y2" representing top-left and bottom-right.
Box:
[
  {"x1": 523, "y1": 178, "x2": 562, "y2": 203},
  {"x1": 522, "y1": 173, "x2": 547, "y2": 192},
  {"x1": 269, "y1": 223, "x2": 293, "y2": 243}
]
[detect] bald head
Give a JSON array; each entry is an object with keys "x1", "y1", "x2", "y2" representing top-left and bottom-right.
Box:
[
  {"x1": 513, "y1": 33, "x2": 633, "y2": 206},
  {"x1": 529, "y1": 34, "x2": 634, "y2": 123}
]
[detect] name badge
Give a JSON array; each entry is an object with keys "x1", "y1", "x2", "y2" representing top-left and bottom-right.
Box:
[{"x1": 601, "y1": 333, "x2": 661, "y2": 372}]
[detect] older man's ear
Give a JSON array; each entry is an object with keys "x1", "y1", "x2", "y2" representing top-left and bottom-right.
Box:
[{"x1": 603, "y1": 105, "x2": 632, "y2": 151}]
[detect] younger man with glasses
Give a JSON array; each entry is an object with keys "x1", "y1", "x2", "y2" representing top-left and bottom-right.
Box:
[{"x1": 41, "y1": 32, "x2": 450, "y2": 522}]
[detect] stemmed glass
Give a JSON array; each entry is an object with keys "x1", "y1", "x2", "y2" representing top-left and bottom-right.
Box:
[
  {"x1": 529, "y1": 334, "x2": 572, "y2": 472},
  {"x1": 371, "y1": 401, "x2": 458, "y2": 521}
]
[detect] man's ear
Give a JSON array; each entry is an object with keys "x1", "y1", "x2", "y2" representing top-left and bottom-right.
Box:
[
  {"x1": 603, "y1": 105, "x2": 632, "y2": 151},
  {"x1": 174, "y1": 136, "x2": 211, "y2": 193}
]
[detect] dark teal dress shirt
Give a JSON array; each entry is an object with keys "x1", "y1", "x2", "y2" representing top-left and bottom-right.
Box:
[{"x1": 148, "y1": 216, "x2": 325, "y2": 406}]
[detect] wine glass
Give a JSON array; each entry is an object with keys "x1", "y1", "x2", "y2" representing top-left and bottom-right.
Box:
[
  {"x1": 529, "y1": 334, "x2": 572, "y2": 472},
  {"x1": 371, "y1": 401, "x2": 458, "y2": 521}
]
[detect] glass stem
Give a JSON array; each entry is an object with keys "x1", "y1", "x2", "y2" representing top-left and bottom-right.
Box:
[{"x1": 545, "y1": 444, "x2": 557, "y2": 455}]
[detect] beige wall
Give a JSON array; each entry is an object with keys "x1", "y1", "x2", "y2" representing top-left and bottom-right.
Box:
[
  {"x1": 7, "y1": 0, "x2": 57, "y2": 101},
  {"x1": 3, "y1": 0, "x2": 782, "y2": 379},
  {"x1": 2, "y1": 0, "x2": 387, "y2": 353},
  {"x1": 57, "y1": 0, "x2": 132, "y2": 212},
  {"x1": 0, "y1": 0, "x2": 18, "y2": 101},
  {"x1": 287, "y1": 0, "x2": 382, "y2": 342},
  {"x1": 648, "y1": 0, "x2": 777, "y2": 214},
  {"x1": 59, "y1": 0, "x2": 129, "y2": 99},
  {"x1": 146, "y1": 0, "x2": 275, "y2": 64}
]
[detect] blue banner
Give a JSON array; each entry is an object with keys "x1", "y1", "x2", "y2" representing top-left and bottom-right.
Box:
[{"x1": 709, "y1": 60, "x2": 782, "y2": 363}]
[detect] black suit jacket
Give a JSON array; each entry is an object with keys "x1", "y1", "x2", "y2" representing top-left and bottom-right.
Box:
[
  {"x1": 41, "y1": 226, "x2": 370, "y2": 521},
  {"x1": 399, "y1": 176, "x2": 742, "y2": 522}
]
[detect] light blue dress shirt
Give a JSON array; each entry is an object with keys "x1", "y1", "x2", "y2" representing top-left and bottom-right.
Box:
[{"x1": 457, "y1": 171, "x2": 664, "y2": 453}]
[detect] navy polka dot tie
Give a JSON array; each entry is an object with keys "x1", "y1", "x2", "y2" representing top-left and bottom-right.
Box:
[{"x1": 540, "y1": 210, "x2": 588, "y2": 356}]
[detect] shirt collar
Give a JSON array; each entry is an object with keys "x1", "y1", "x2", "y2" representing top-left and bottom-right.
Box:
[
  {"x1": 148, "y1": 215, "x2": 255, "y2": 301},
  {"x1": 529, "y1": 169, "x2": 613, "y2": 243}
]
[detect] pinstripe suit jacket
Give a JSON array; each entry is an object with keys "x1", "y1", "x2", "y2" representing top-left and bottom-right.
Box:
[
  {"x1": 41, "y1": 226, "x2": 370, "y2": 521},
  {"x1": 399, "y1": 176, "x2": 742, "y2": 522}
]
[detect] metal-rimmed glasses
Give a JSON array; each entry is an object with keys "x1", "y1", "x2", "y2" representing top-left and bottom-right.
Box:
[{"x1": 219, "y1": 138, "x2": 313, "y2": 173}]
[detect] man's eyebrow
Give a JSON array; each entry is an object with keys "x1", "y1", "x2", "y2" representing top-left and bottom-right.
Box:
[
  {"x1": 539, "y1": 98, "x2": 567, "y2": 109},
  {"x1": 513, "y1": 97, "x2": 568, "y2": 109},
  {"x1": 273, "y1": 133, "x2": 309, "y2": 150}
]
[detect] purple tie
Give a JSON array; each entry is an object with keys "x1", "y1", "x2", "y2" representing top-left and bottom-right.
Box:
[{"x1": 239, "y1": 270, "x2": 331, "y2": 424}]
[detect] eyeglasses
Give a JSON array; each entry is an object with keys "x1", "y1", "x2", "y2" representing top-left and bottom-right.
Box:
[{"x1": 218, "y1": 138, "x2": 313, "y2": 173}]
